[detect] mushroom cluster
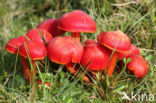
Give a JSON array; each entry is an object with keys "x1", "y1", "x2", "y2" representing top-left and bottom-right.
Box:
[{"x1": 5, "y1": 10, "x2": 149, "y2": 86}]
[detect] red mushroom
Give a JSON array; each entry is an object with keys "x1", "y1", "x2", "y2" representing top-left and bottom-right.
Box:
[
  {"x1": 81, "y1": 39, "x2": 117, "y2": 76},
  {"x1": 37, "y1": 19, "x2": 65, "y2": 37},
  {"x1": 97, "y1": 30, "x2": 131, "y2": 75},
  {"x1": 5, "y1": 36, "x2": 30, "y2": 81},
  {"x1": 19, "y1": 40, "x2": 46, "y2": 83},
  {"x1": 5, "y1": 36, "x2": 29, "y2": 54},
  {"x1": 47, "y1": 36, "x2": 90, "y2": 82},
  {"x1": 98, "y1": 30, "x2": 131, "y2": 52},
  {"x1": 127, "y1": 54, "x2": 149, "y2": 78},
  {"x1": 47, "y1": 36, "x2": 84, "y2": 64},
  {"x1": 81, "y1": 39, "x2": 110, "y2": 71},
  {"x1": 58, "y1": 10, "x2": 96, "y2": 41},
  {"x1": 26, "y1": 28, "x2": 53, "y2": 45},
  {"x1": 118, "y1": 44, "x2": 140, "y2": 60}
]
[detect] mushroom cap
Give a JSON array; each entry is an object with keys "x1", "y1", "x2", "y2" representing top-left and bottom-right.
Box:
[
  {"x1": 19, "y1": 40, "x2": 46, "y2": 60},
  {"x1": 37, "y1": 19, "x2": 65, "y2": 37},
  {"x1": 47, "y1": 36, "x2": 84, "y2": 65},
  {"x1": 58, "y1": 10, "x2": 96, "y2": 33},
  {"x1": 81, "y1": 39, "x2": 110, "y2": 71},
  {"x1": 5, "y1": 36, "x2": 29, "y2": 54},
  {"x1": 118, "y1": 44, "x2": 140, "y2": 60},
  {"x1": 26, "y1": 28, "x2": 53, "y2": 45},
  {"x1": 84, "y1": 39, "x2": 96, "y2": 46},
  {"x1": 127, "y1": 54, "x2": 149, "y2": 78},
  {"x1": 98, "y1": 30, "x2": 131, "y2": 52}
]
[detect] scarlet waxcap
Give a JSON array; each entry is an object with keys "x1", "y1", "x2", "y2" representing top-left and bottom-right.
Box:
[
  {"x1": 84, "y1": 39, "x2": 96, "y2": 46},
  {"x1": 26, "y1": 28, "x2": 53, "y2": 45},
  {"x1": 47, "y1": 36, "x2": 84, "y2": 64},
  {"x1": 5, "y1": 36, "x2": 29, "y2": 54},
  {"x1": 58, "y1": 10, "x2": 96, "y2": 33},
  {"x1": 98, "y1": 30, "x2": 131, "y2": 52},
  {"x1": 19, "y1": 40, "x2": 46, "y2": 60},
  {"x1": 118, "y1": 44, "x2": 140, "y2": 60},
  {"x1": 81, "y1": 40, "x2": 110, "y2": 71},
  {"x1": 127, "y1": 54, "x2": 149, "y2": 78},
  {"x1": 37, "y1": 19, "x2": 65, "y2": 37}
]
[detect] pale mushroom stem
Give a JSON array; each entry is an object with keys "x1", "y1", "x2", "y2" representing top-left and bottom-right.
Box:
[
  {"x1": 71, "y1": 32, "x2": 80, "y2": 41},
  {"x1": 106, "y1": 52, "x2": 117, "y2": 75},
  {"x1": 65, "y1": 62, "x2": 91, "y2": 83}
]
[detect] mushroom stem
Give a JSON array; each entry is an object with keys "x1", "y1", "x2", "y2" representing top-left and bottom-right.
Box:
[
  {"x1": 29, "y1": 60, "x2": 37, "y2": 102},
  {"x1": 30, "y1": 60, "x2": 37, "y2": 83},
  {"x1": 19, "y1": 56, "x2": 37, "y2": 83},
  {"x1": 107, "y1": 52, "x2": 117, "y2": 75},
  {"x1": 71, "y1": 32, "x2": 80, "y2": 41},
  {"x1": 71, "y1": 32, "x2": 75, "y2": 38},
  {"x1": 19, "y1": 56, "x2": 31, "y2": 81},
  {"x1": 65, "y1": 63, "x2": 90, "y2": 83}
]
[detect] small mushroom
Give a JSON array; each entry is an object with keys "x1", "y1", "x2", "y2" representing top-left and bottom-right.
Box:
[
  {"x1": 81, "y1": 39, "x2": 117, "y2": 76},
  {"x1": 81, "y1": 39, "x2": 110, "y2": 71},
  {"x1": 98, "y1": 30, "x2": 131, "y2": 52},
  {"x1": 19, "y1": 40, "x2": 46, "y2": 83},
  {"x1": 58, "y1": 10, "x2": 96, "y2": 41},
  {"x1": 47, "y1": 36, "x2": 84, "y2": 64},
  {"x1": 47, "y1": 36, "x2": 89, "y2": 82},
  {"x1": 6, "y1": 36, "x2": 29, "y2": 54},
  {"x1": 118, "y1": 44, "x2": 140, "y2": 60},
  {"x1": 98, "y1": 30, "x2": 131, "y2": 75},
  {"x1": 127, "y1": 54, "x2": 149, "y2": 78},
  {"x1": 37, "y1": 19, "x2": 65, "y2": 37},
  {"x1": 5, "y1": 36, "x2": 30, "y2": 81},
  {"x1": 26, "y1": 28, "x2": 53, "y2": 45}
]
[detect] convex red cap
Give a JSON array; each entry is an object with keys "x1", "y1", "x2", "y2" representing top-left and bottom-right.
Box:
[
  {"x1": 47, "y1": 36, "x2": 84, "y2": 64},
  {"x1": 26, "y1": 28, "x2": 53, "y2": 45},
  {"x1": 6, "y1": 36, "x2": 29, "y2": 54},
  {"x1": 98, "y1": 30, "x2": 131, "y2": 52},
  {"x1": 127, "y1": 54, "x2": 149, "y2": 78},
  {"x1": 58, "y1": 10, "x2": 96, "y2": 33},
  {"x1": 118, "y1": 44, "x2": 140, "y2": 60},
  {"x1": 81, "y1": 39, "x2": 110, "y2": 71},
  {"x1": 37, "y1": 19, "x2": 64, "y2": 37},
  {"x1": 19, "y1": 40, "x2": 46, "y2": 60}
]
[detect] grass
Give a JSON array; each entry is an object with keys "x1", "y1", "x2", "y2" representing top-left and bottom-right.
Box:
[{"x1": 0, "y1": 0, "x2": 156, "y2": 102}]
